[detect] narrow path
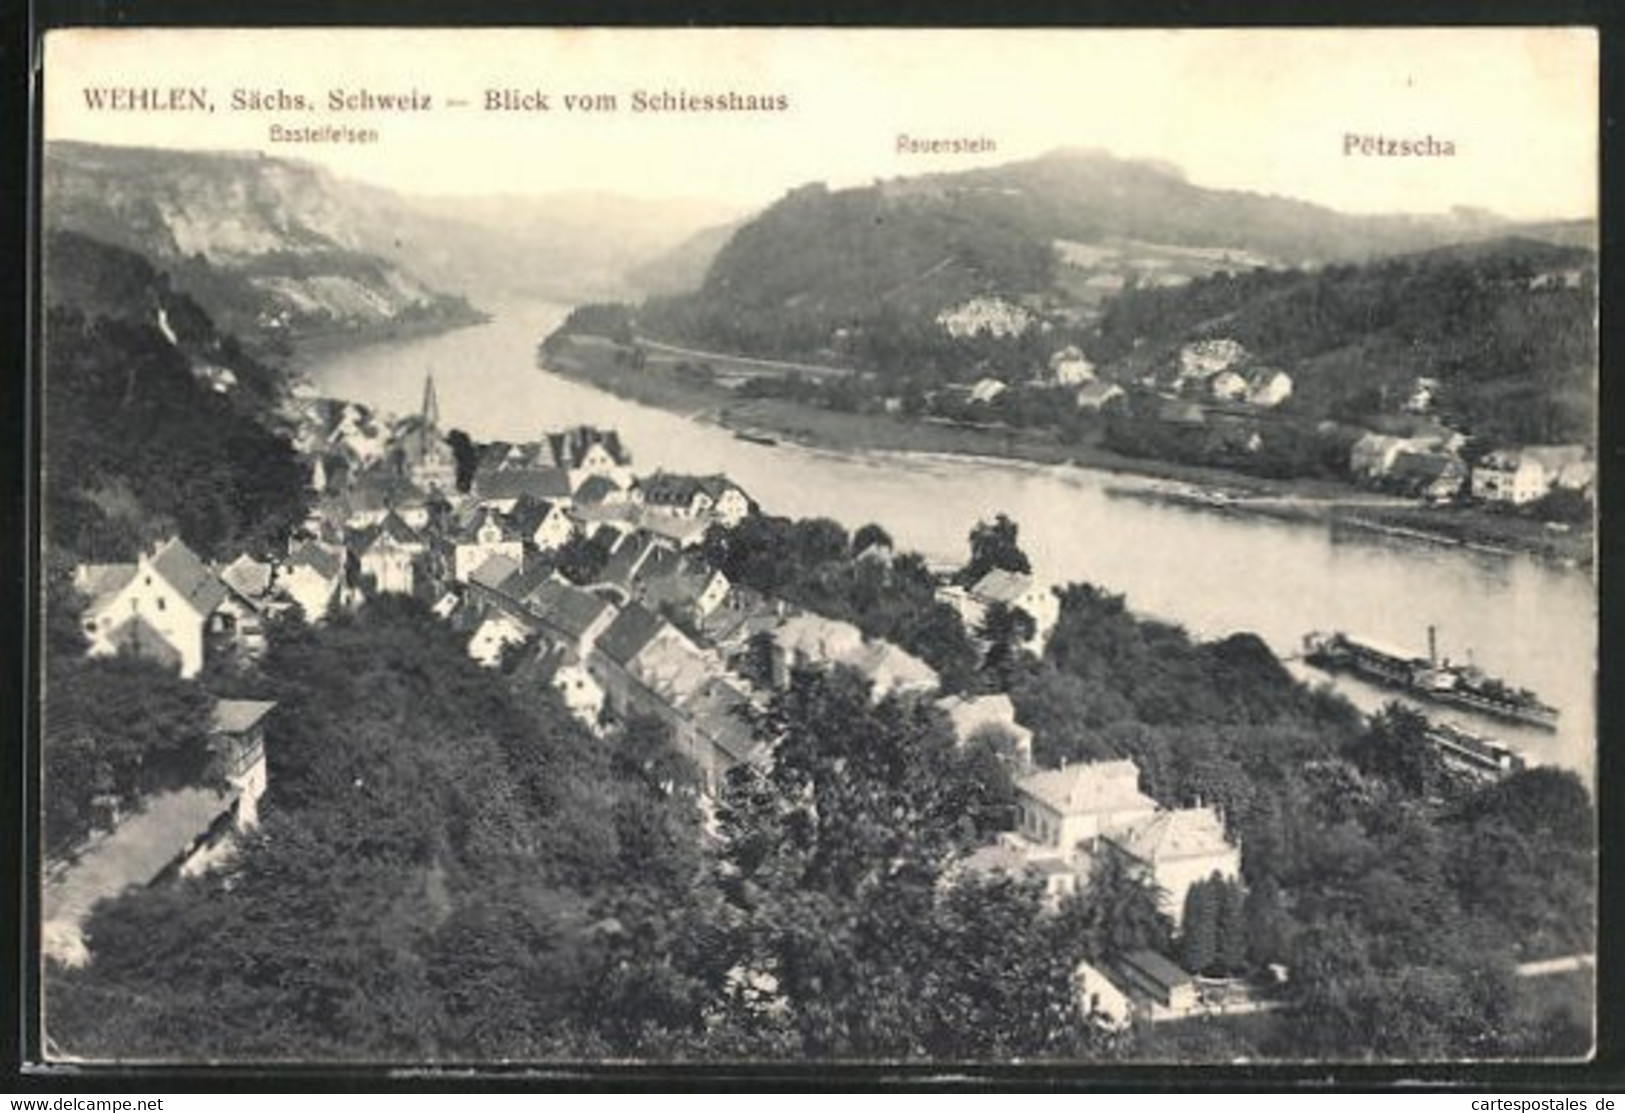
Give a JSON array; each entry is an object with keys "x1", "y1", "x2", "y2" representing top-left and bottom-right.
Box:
[
  {"x1": 1515, "y1": 954, "x2": 1595, "y2": 978},
  {"x1": 636, "y1": 336, "x2": 856, "y2": 380}
]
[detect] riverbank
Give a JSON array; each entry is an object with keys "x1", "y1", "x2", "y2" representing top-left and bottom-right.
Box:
[{"x1": 543, "y1": 335, "x2": 1592, "y2": 569}]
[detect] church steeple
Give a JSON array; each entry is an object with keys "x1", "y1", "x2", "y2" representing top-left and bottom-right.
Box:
[{"x1": 421, "y1": 372, "x2": 440, "y2": 432}]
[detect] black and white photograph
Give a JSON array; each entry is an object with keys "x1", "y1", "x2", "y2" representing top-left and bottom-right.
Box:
[{"x1": 30, "y1": 26, "x2": 1599, "y2": 1067}]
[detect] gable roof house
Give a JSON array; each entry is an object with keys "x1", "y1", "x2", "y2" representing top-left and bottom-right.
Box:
[
  {"x1": 1472, "y1": 445, "x2": 1590, "y2": 505},
  {"x1": 279, "y1": 541, "x2": 347, "y2": 622},
  {"x1": 544, "y1": 425, "x2": 634, "y2": 490},
  {"x1": 1100, "y1": 805, "x2": 1241, "y2": 928},
  {"x1": 1074, "y1": 381, "x2": 1126, "y2": 412},
  {"x1": 77, "y1": 538, "x2": 230, "y2": 679},
  {"x1": 934, "y1": 693, "x2": 1034, "y2": 770},
  {"x1": 506, "y1": 494, "x2": 578, "y2": 553},
  {"x1": 452, "y1": 506, "x2": 525, "y2": 584},
  {"x1": 1014, "y1": 760, "x2": 1161, "y2": 854},
  {"x1": 1387, "y1": 449, "x2": 1467, "y2": 503},
  {"x1": 639, "y1": 473, "x2": 757, "y2": 527},
  {"x1": 518, "y1": 578, "x2": 618, "y2": 658},
  {"x1": 938, "y1": 569, "x2": 1061, "y2": 647},
  {"x1": 471, "y1": 466, "x2": 575, "y2": 513},
  {"x1": 351, "y1": 511, "x2": 427, "y2": 597}
]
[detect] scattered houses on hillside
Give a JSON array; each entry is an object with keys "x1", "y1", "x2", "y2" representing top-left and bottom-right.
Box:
[{"x1": 1471, "y1": 445, "x2": 1591, "y2": 505}]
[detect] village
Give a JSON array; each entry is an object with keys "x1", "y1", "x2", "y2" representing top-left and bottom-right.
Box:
[{"x1": 42, "y1": 369, "x2": 1289, "y2": 1032}]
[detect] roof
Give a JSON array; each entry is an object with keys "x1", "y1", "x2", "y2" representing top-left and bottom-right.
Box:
[
  {"x1": 846, "y1": 640, "x2": 939, "y2": 695},
  {"x1": 630, "y1": 630, "x2": 714, "y2": 705},
  {"x1": 936, "y1": 693, "x2": 1023, "y2": 739},
  {"x1": 499, "y1": 562, "x2": 556, "y2": 605},
  {"x1": 507, "y1": 494, "x2": 565, "y2": 536},
  {"x1": 210, "y1": 699, "x2": 277, "y2": 735},
  {"x1": 217, "y1": 555, "x2": 274, "y2": 600},
  {"x1": 287, "y1": 542, "x2": 344, "y2": 582},
  {"x1": 372, "y1": 510, "x2": 423, "y2": 547},
  {"x1": 77, "y1": 563, "x2": 137, "y2": 612},
  {"x1": 1017, "y1": 760, "x2": 1156, "y2": 818},
  {"x1": 1120, "y1": 949, "x2": 1192, "y2": 992},
  {"x1": 44, "y1": 786, "x2": 238, "y2": 930},
  {"x1": 472, "y1": 466, "x2": 573, "y2": 502},
  {"x1": 104, "y1": 614, "x2": 184, "y2": 672},
  {"x1": 594, "y1": 603, "x2": 667, "y2": 667},
  {"x1": 148, "y1": 538, "x2": 229, "y2": 614},
  {"x1": 971, "y1": 568, "x2": 1037, "y2": 606},
  {"x1": 776, "y1": 612, "x2": 866, "y2": 661},
  {"x1": 640, "y1": 472, "x2": 712, "y2": 507},
  {"x1": 573, "y1": 474, "x2": 622, "y2": 504},
  {"x1": 524, "y1": 579, "x2": 612, "y2": 641},
  {"x1": 1106, "y1": 806, "x2": 1234, "y2": 864},
  {"x1": 546, "y1": 426, "x2": 630, "y2": 469},
  {"x1": 1390, "y1": 450, "x2": 1461, "y2": 484},
  {"x1": 469, "y1": 552, "x2": 523, "y2": 592},
  {"x1": 600, "y1": 533, "x2": 664, "y2": 588},
  {"x1": 516, "y1": 641, "x2": 586, "y2": 688},
  {"x1": 679, "y1": 677, "x2": 765, "y2": 764}
]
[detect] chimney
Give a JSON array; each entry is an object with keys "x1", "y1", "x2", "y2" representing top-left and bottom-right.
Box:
[{"x1": 1427, "y1": 625, "x2": 1438, "y2": 667}]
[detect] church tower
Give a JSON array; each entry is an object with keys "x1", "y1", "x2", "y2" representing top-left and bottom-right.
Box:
[{"x1": 421, "y1": 372, "x2": 440, "y2": 434}]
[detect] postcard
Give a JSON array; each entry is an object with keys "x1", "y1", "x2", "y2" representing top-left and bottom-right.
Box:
[{"x1": 32, "y1": 27, "x2": 1598, "y2": 1068}]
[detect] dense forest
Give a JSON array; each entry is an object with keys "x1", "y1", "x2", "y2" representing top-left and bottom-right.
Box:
[
  {"x1": 1091, "y1": 238, "x2": 1597, "y2": 446},
  {"x1": 43, "y1": 230, "x2": 310, "y2": 564}
]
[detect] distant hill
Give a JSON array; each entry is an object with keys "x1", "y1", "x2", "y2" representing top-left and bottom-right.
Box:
[
  {"x1": 43, "y1": 142, "x2": 485, "y2": 359},
  {"x1": 44, "y1": 142, "x2": 743, "y2": 354},
  {"x1": 624, "y1": 218, "x2": 748, "y2": 296},
  {"x1": 637, "y1": 148, "x2": 1592, "y2": 363}
]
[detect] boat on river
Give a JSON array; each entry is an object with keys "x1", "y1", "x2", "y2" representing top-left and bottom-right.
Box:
[
  {"x1": 1302, "y1": 626, "x2": 1559, "y2": 731},
  {"x1": 1425, "y1": 721, "x2": 1526, "y2": 781}
]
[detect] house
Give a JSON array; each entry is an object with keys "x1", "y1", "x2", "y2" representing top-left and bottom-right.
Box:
[
  {"x1": 939, "y1": 569, "x2": 1060, "y2": 647},
  {"x1": 43, "y1": 698, "x2": 274, "y2": 967},
  {"x1": 1404, "y1": 376, "x2": 1442, "y2": 414},
  {"x1": 969, "y1": 377, "x2": 1009, "y2": 405},
  {"x1": 468, "y1": 611, "x2": 532, "y2": 668},
  {"x1": 1014, "y1": 760, "x2": 1160, "y2": 852},
  {"x1": 280, "y1": 541, "x2": 346, "y2": 621},
  {"x1": 595, "y1": 531, "x2": 674, "y2": 597},
  {"x1": 1209, "y1": 369, "x2": 1249, "y2": 402},
  {"x1": 841, "y1": 639, "x2": 939, "y2": 699},
  {"x1": 1049, "y1": 346, "x2": 1097, "y2": 386},
  {"x1": 1114, "y1": 949, "x2": 1200, "y2": 1018},
  {"x1": 453, "y1": 506, "x2": 525, "y2": 583},
  {"x1": 507, "y1": 494, "x2": 577, "y2": 553},
  {"x1": 543, "y1": 425, "x2": 634, "y2": 490},
  {"x1": 77, "y1": 538, "x2": 229, "y2": 679},
  {"x1": 1075, "y1": 960, "x2": 1135, "y2": 1032},
  {"x1": 588, "y1": 604, "x2": 684, "y2": 719},
  {"x1": 1347, "y1": 432, "x2": 1410, "y2": 481},
  {"x1": 675, "y1": 676, "x2": 769, "y2": 795},
  {"x1": 1177, "y1": 338, "x2": 1246, "y2": 381},
  {"x1": 213, "y1": 554, "x2": 278, "y2": 657},
  {"x1": 1388, "y1": 450, "x2": 1467, "y2": 503},
  {"x1": 936, "y1": 296, "x2": 1032, "y2": 339},
  {"x1": 573, "y1": 473, "x2": 633, "y2": 508},
  {"x1": 1100, "y1": 805, "x2": 1241, "y2": 928},
  {"x1": 518, "y1": 578, "x2": 618, "y2": 658},
  {"x1": 1472, "y1": 445, "x2": 1589, "y2": 505},
  {"x1": 934, "y1": 693, "x2": 1034, "y2": 770},
  {"x1": 514, "y1": 642, "x2": 606, "y2": 733},
  {"x1": 1074, "y1": 382, "x2": 1126, "y2": 412},
  {"x1": 1246, "y1": 368, "x2": 1294, "y2": 408},
  {"x1": 947, "y1": 835, "x2": 1080, "y2": 904},
  {"x1": 639, "y1": 473, "x2": 756, "y2": 527},
  {"x1": 353, "y1": 511, "x2": 426, "y2": 596},
  {"x1": 471, "y1": 466, "x2": 575, "y2": 513},
  {"x1": 635, "y1": 557, "x2": 732, "y2": 624},
  {"x1": 767, "y1": 612, "x2": 864, "y2": 683}
]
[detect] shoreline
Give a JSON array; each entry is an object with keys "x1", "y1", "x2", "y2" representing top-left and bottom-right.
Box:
[{"x1": 543, "y1": 337, "x2": 1591, "y2": 570}]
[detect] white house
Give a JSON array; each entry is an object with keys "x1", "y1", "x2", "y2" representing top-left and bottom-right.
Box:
[
  {"x1": 1246, "y1": 369, "x2": 1294, "y2": 408},
  {"x1": 934, "y1": 693, "x2": 1034, "y2": 770},
  {"x1": 1101, "y1": 805, "x2": 1241, "y2": 928},
  {"x1": 76, "y1": 538, "x2": 229, "y2": 679},
  {"x1": 1075, "y1": 382, "x2": 1126, "y2": 412},
  {"x1": 357, "y1": 512, "x2": 425, "y2": 596},
  {"x1": 969, "y1": 378, "x2": 1009, "y2": 405},
  {"x1": 1210, "y1": 370, "x2": 1250, "y2": 402},
  {"x1": 454, "y1": 507, "x2": 525, "y2": 584},
  {"x1": 1014, "y1": 760, "x2": 1160, "y2": 853},
  {"x1": 468, "y1": 612, "x2": 532, "y2": 668},
  {"x1": 1075, "y1": 960, "x2": 1135, "y2": 1032},
  {"x1": 279, "y1": 542, "x2": 346, "y2": 622},
  {"x1": 1049, "y1": 346, "x2": 1097, "y2": 386},
  {"x1": 938, "y1": 569, "x2": 1060, "y2": 647},
  {"x1": 1472, "y1": 445, "x2": 1589, "y2": 506}
]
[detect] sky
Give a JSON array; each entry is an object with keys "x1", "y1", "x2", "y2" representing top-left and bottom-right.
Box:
[{"x1": 43, "y1": 27, "x2": 1597, "y2": 220}]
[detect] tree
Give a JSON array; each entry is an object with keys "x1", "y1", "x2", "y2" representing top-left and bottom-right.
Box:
[
  {"x1": 958, "y1": 513, "x2": 1031, "y2": 586},
  {"x1": 1214, "y1": 877, "x2": 1250, "y2": 975},
  {"x1": 445, "y1": 429, "x2": 479, "y2": 493},
  {"x1": 1345, "y1": 703, "x2": 1446, "y2": 797},
  {"x1": 851, "y1": 523, "x2": 893, "y2": 556},
  {"x1": 1180, "y1": 877, "x2": 1220, "y2": 974}
]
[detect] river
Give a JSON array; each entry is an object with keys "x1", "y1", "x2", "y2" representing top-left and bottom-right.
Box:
[{"x1": 305, "y1": 300, "x2": 1597, "y2": 781}]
